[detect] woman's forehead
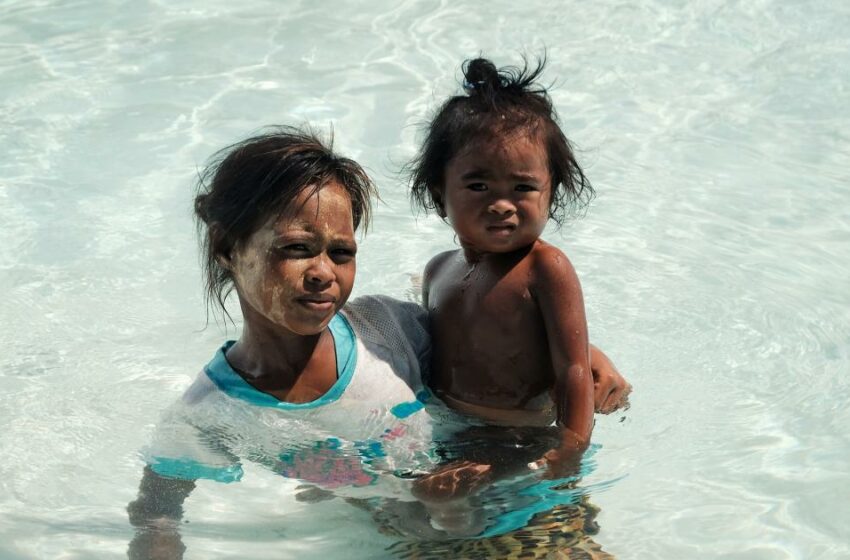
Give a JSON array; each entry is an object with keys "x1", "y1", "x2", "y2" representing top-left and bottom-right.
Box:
[{"x1": 267, "y1": 182, "x2": 355, "y2": 231}]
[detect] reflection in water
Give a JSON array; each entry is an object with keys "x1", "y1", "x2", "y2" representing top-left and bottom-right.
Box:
[
  {"x1": 129, "y1": 421, "x2": 617, "y2": 559},
  {"x1": 315, "y1": 428, "x2": 614, "y2": 558},
  {"x1": 380, "y1": 497, "x2": 611, "y2": 559}
]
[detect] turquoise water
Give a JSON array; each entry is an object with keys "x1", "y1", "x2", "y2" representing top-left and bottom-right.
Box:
[{"x1": 1, "y1": 0, "x2": 849, "y2": 558}]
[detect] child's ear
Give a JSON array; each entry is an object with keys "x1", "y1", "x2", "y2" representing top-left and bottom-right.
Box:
[{"x1": 430, "y1": 188, "x2": 447, "y2": 218}]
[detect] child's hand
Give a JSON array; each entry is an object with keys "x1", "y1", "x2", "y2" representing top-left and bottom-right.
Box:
[
  {"x1": 529, "y1": 430, "x2": 585, "y2": 480},
  {"x1": 590, "y1": 345, "x2": 632, "y2": 413}
]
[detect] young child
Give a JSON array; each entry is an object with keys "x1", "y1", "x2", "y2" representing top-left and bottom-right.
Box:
[{"x1": 409, "y1": 57, "x2": 605, "y2": 478}]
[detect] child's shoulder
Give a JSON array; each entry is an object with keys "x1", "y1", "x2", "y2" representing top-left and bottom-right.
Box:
[
  {"x1": 423, "y1": 248, "x2": 460, "y2": 281},
  {"x1": 529, "y1": 239, "x2": 569, "y2": 259},
  {"x1": 527, "y1": 240, "x2": 580, "y2": 286}
]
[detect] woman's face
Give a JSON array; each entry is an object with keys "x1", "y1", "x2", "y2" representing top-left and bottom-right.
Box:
[{"x1": 229, "y1": 181, "x2": 357, "y2": 335}]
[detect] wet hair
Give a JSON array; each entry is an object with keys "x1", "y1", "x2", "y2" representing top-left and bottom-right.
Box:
[
  {"x1": 408, "y1": 56, "x2": 594, "y2": 225},
  {"x1": 194, "y1": 125, "x2": 376, "y2": 320}
]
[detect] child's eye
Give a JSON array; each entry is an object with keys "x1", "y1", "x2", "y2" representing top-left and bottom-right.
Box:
[
  {"x1": 515, "y1": 184, "x2": 537, "y2": 192},
  {"x1": 466, "y1": 183, "x2": 487, "y2": 192}
]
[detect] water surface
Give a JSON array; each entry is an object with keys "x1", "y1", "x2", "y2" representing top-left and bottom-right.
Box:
[{"x1": 1, "y1": 0, "x2": 849, "y2": 558}]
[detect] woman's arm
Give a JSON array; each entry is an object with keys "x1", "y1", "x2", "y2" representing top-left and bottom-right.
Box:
[
  {"x1": 590, "y1": 344, "x2": 632, "y2": 413},
  {"x1": 127, "y1": 466, "x2": 196, "y2": 560}
]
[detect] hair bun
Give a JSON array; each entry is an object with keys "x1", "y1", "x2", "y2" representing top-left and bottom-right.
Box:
[{"x1": 462, "y1": 58, "x2": 501, "y2": 94}]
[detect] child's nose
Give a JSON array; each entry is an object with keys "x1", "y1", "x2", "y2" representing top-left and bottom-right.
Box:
[{"x1": 488, "y1": 199, "x2": 516, "y2": 215}]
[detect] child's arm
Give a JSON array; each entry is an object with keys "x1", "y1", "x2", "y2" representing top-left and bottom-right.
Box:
[
  {"x1": 531, "y1": 246, "x2": 595, "y2": 477},
  {"x1": 127, "y1": 467, "x2": 195, "y2": 559}
]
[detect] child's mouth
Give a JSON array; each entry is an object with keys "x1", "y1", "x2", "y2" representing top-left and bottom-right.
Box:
[{"x1": 486, "y1": 224, "x2": 516, "y2": 235}]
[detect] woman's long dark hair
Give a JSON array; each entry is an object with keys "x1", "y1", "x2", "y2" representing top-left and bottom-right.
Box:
[{"x1": 194, "y1": 126, "x2": 376, "y2": 322}]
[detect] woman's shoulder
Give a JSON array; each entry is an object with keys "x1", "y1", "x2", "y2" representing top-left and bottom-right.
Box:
[
  {"x1": 343, "y1": 295, "x2": 430, "y2": 376},
  {"x1": 178, "y1": 342, "x2": 237, "y2": 406},
  {"x1": 344, "y1": 295, "x2": 426, "y2": 327},
  {"x1": 181, "y1": 369, "x2": 219, "y2": 405}
]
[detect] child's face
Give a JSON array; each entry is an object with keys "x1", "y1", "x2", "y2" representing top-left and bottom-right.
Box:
[
  {"x1": 439, "y1": 132, "x2": 551, "y2": 255},
  {"x1": 229, "y1": 181, "x2": 357, "y2": 336}
]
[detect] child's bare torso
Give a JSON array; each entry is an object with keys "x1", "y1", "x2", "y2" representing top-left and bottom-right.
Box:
[{"x1": 424, "y1": 241, "x2": 560, "y2": 427}]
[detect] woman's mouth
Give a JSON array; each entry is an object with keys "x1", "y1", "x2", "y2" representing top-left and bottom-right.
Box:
[{"x1": 297, "y1": 295, "x2": 336, "y2": 311}]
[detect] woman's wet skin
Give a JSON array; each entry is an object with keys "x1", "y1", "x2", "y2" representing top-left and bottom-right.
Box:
[
  {"x1": 223, "y1": 182, "x2": 358, "y2": 402},
  {"x1": 229, "y1": 181, "x2": 358, "y2": 337}
]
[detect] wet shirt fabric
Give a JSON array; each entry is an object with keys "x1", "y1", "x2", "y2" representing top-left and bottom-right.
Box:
[{"x1": 144, "y1": 296, "x2": 449, "y2": 496}]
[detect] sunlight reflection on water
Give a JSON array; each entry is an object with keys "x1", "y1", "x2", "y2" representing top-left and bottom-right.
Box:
[{"x1": 1, "y1": 0, "x2": 849, "y2": 558}]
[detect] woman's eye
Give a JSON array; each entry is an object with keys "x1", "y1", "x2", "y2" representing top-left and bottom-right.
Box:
[
  {"x1": 466, "y1": 183, "x2": 487, "y2": 192},
  {"x1": 333, "y1": 246, "x2": 357, "y2": 257},
  {"x1": 275, "y1": 244, "x2": 311, "y2": 256},
  {"x1": 330, "y1": 247, "x2": 357, "y2": 262}
]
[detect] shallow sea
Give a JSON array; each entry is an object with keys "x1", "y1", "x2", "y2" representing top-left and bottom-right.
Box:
[{"x1": 1, "y1": 0, "x2": 849, "y2": 558}]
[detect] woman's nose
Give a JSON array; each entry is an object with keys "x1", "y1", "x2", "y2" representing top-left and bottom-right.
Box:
[
  {"x1": 488, "y1": 199, "x2": 516, "y2": 215},
  {"x1": 305, "y1": 255, "x2": 333, "y2": 287}
]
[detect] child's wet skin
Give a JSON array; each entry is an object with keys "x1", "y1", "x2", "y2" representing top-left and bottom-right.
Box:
[
  {"x1": 439, "y1": 131, "x2": 552, "y2": 259},
  {"x1": 414, "y1": 58, "x2": 604, "y2": 480}
]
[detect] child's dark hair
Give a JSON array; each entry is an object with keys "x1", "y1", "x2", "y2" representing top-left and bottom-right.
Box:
[
  {"x1": 194, "y1": 125, "x2": 376, "y2": 320},
  {"x1": 408, "y1": 56, "x2": 593, "y2": 225}
]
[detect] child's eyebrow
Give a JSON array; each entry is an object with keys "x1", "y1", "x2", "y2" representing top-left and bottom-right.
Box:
[
  {"x1": 459, "y1": 168, "x2": 492, "y2": 180},
  {"x1": 510, "y1": 172, "x2": 543, "y2": 182},
  {"x1": 459, "y1": 169, "x2": 544, "y2": 182}
]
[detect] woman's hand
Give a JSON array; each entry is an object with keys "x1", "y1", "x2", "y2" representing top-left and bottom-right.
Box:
[
  {"x1": 590, "y1": 345, "x2": 632, "y2": 414},
  {"x1": 411, "y1": 460, "x2": 493, "y2": 503},
  {"x1": 127, "y1": 467, "x2": 195, "y2": 560},
  {"x1": 128, "y1": 525, "x2": 186, "y2": 560}
]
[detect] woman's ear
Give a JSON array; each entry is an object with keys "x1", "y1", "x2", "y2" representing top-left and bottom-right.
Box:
[
  {"x1": 215, "y1": 252, "x2": 232, "y2": 270},
  {"x1": 210, "y1": 224, "x2": 233, "y2": 269}
]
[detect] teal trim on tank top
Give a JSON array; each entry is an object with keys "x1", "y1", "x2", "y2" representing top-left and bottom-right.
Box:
[
  {"x1": 149, "y1": 457, "x2": 244, "y2": 483},
  {"x1": 389, "y1": 389, "x2": 431, "y2": 418},
  {"x1": 204, "y1": 313, "x2": 357, "y2": 409}
]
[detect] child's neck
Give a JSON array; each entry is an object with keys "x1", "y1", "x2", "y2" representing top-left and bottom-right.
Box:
[{"x1": 461, "y1": 240, "x2": 537, "y2": 265}]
